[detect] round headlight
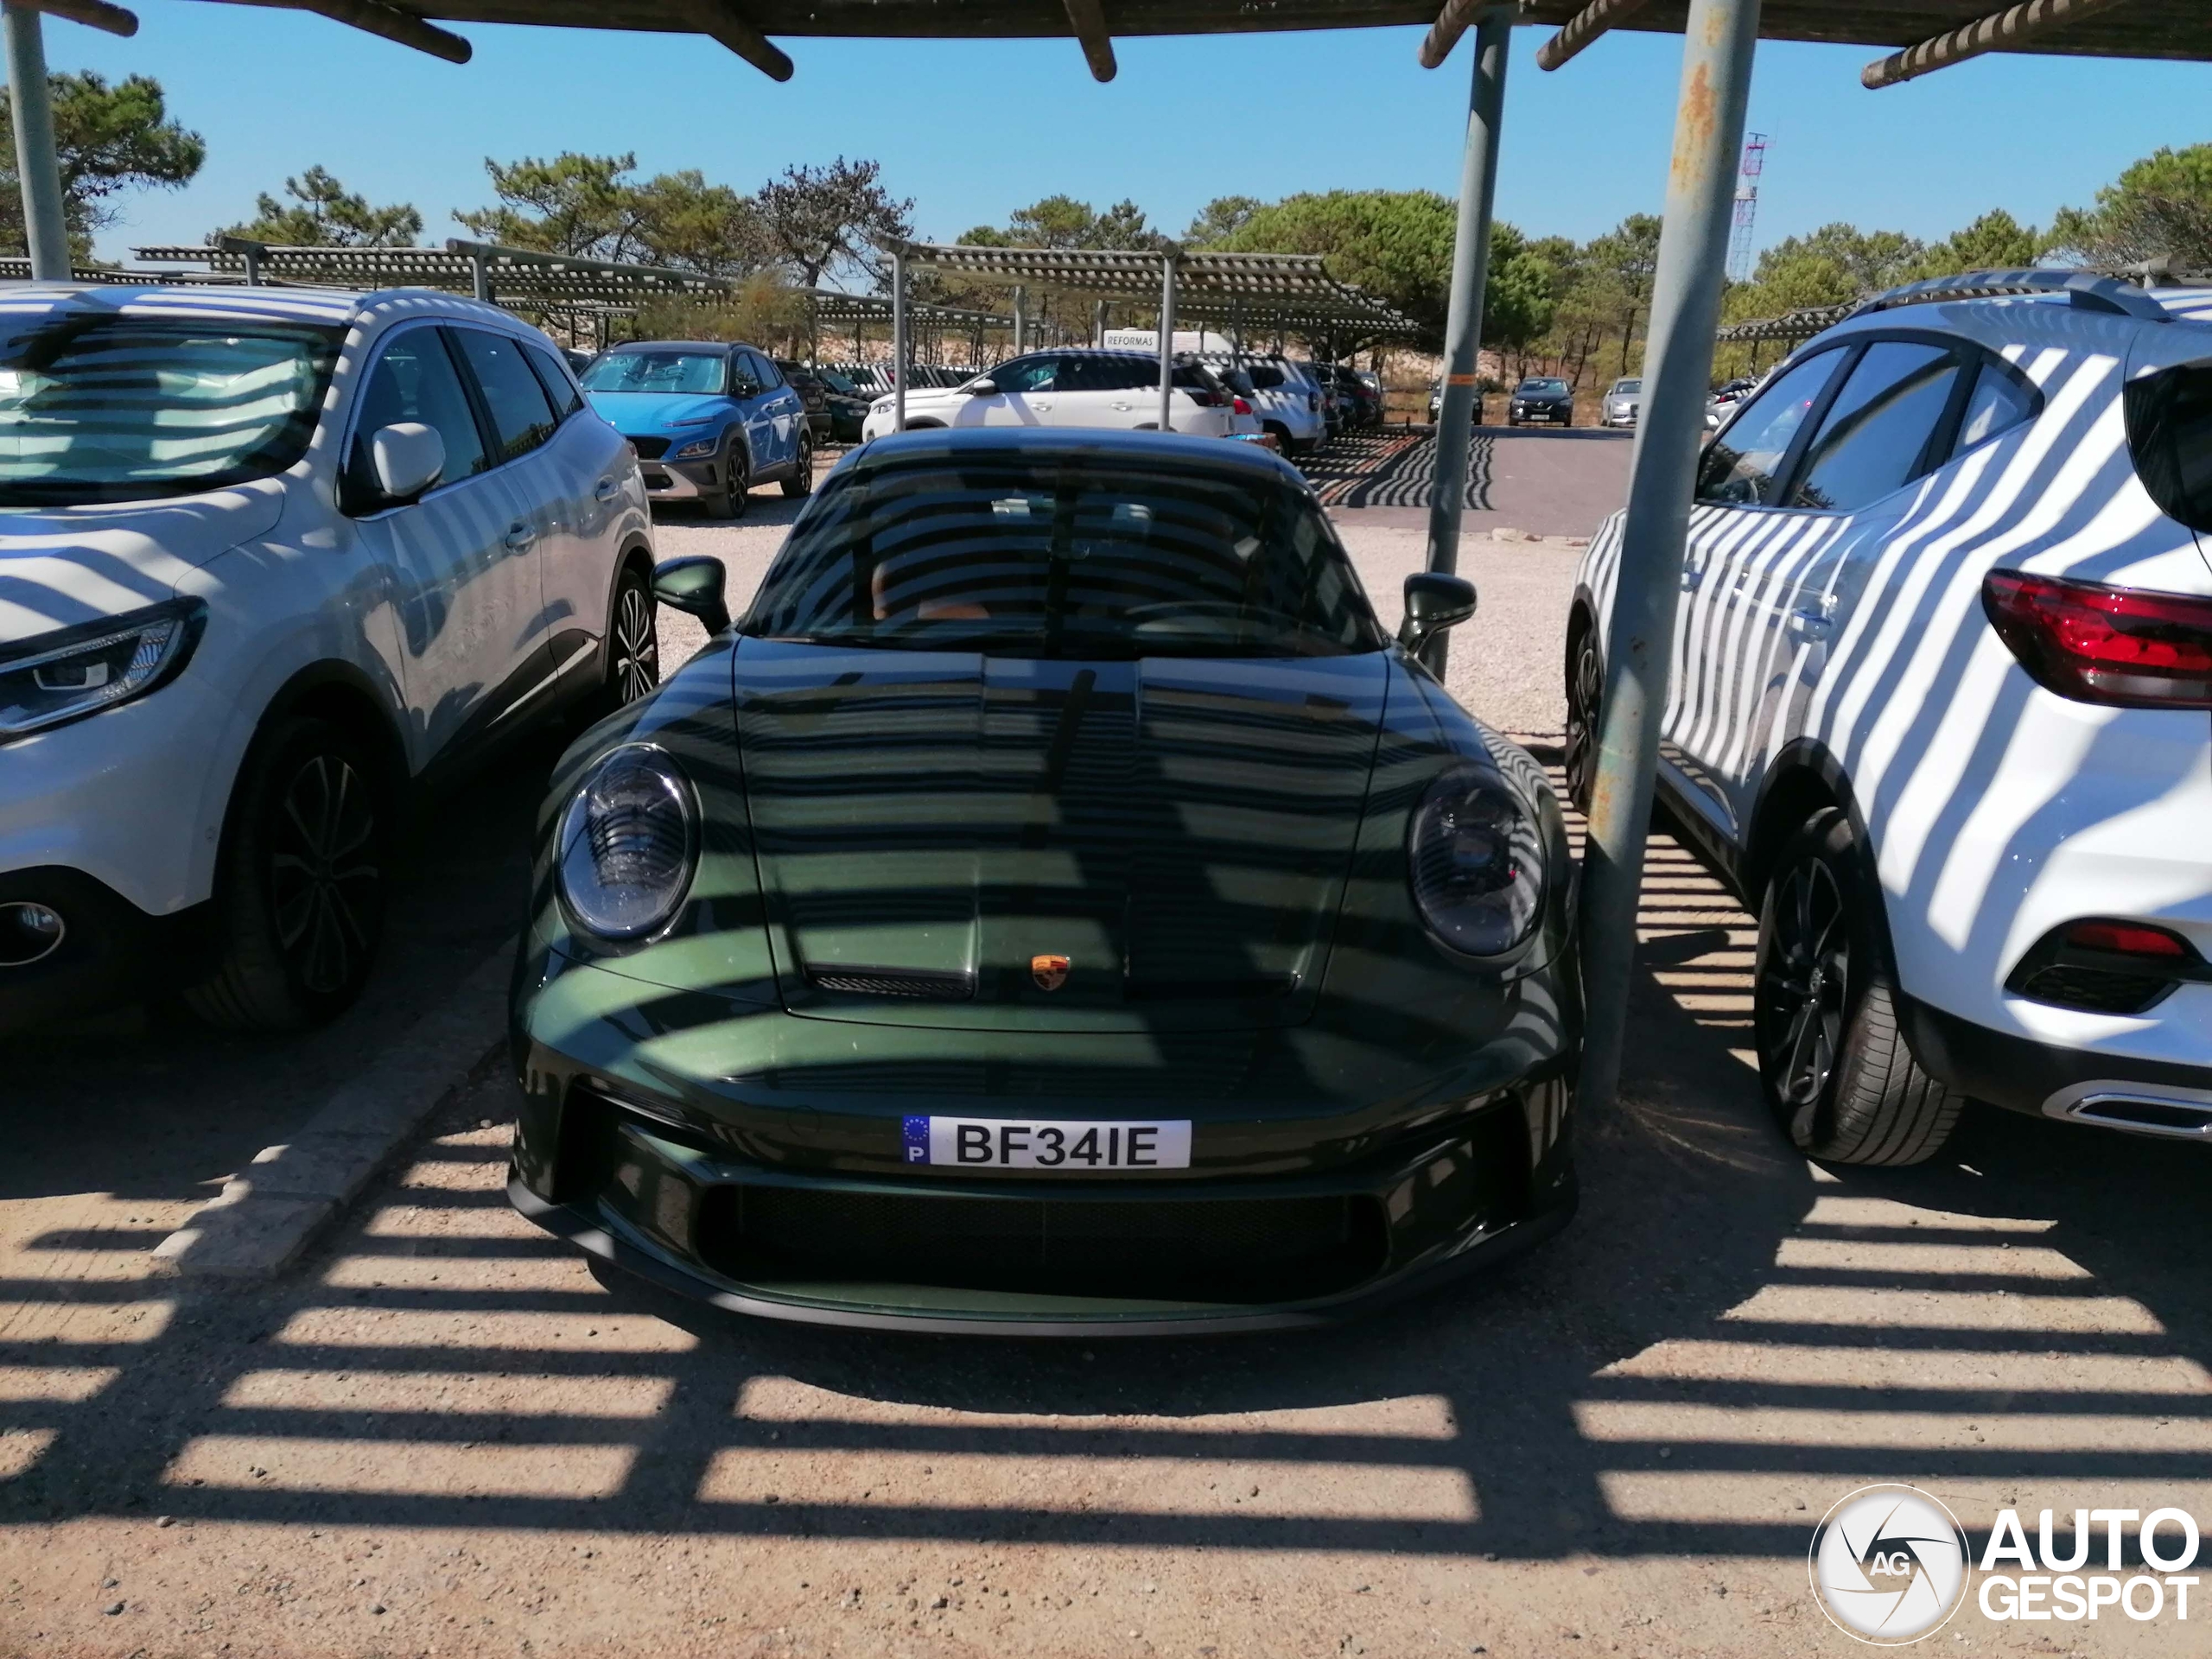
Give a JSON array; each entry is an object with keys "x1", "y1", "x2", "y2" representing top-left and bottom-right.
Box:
[
  {"x1": 556, "y1": 746, "x2": 697, "y2": 941},
  {"x1": 1407, "y1": 765, "x2": 1546, "y2": 958}
]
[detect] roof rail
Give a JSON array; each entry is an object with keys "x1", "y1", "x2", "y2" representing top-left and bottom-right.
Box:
[{"x1": 1847, "y1": 268, "x2": 2174, "y2": 325}]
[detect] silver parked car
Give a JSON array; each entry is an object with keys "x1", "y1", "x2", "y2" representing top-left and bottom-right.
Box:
[{"x1": 1601, "y1": 377, "x2": 1642, "y2": 428}]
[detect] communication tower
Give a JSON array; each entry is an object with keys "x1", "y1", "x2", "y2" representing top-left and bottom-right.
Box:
[{"x1": 1728, "y1": 131, "x2": 1769, "y2": 283}]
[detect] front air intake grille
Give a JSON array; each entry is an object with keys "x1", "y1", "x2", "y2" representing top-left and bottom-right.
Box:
[
  {"x1": 805, "y1": 965, "x2": 976, "y2": 1000},
  {"x1": 627, "y1": 435, "x2": 670, "y2": 460},
  {"x1": 695, "y1": 1184, "x2": 1389, "y2": 1303}
]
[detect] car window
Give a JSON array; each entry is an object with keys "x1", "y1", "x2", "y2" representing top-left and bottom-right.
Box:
[
  {"x1": 1058, "y1": 356, "x2": 1134, "y2": 393},
  {"x1": 452, "y1": 328, "x2": 556, "y2": 463},
  {"x1": 1247, "y1": 364, "x2": 1286, "y2": 391},
  {"x1": 2123, "y1": 359, "x2": 2212, "y2": 533},
  {"x1": 1172, "y1": 363, "x2": 1224, "y2": 391},
  {"x1": 522, "y1": 342, "x2": 584, "y2": 421},
  {"x1": 1788, "y1": 341, "x2": 1962, "y2": 512},
  {"x1": 1952, "y1": 360, "x2": 2036, "y2": 455},
  {"x1": 991, "y1": 355, "x2": 1060, "y2": 394},
  {"x1": 743, "y1": 451, "x2": 1384, "y2": 659},
  {"x1": 747, "y1": 351, "x2": 784, "y2": 390},
  {"x1": 577, "y1": 349, "x2": 728, "y2": 395},
  {"x1": 346, "y1": 328, "x2": 487, "y2": 504},
  {"x1": 1695, "y1": 347, "x2": 1847, "y2": 506}
]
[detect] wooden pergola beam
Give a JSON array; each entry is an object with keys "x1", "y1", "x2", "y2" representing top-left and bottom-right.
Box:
[
  {"x1": 1062, "y1": 0, "x2": 1116, "y2": 81},
  {"x1": 668, "y1": 0, "x2": 793, "y2": 80},
  {"x1": 1862, "y1": 0, "x2": 2137, "y2": 88},
  {"x1": 6, "y1": 0, "x2": 138, "y2": 38},
  {"x1": 1535, "y1": 0, "x2": 1650, "y2": 72},
  {"x1": 278, "y1": 0, "x2": 471, "y2": 61}
]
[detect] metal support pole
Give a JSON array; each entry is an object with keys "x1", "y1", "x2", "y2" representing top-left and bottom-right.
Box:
[
  {"x1": 891, "y1": 249, "x2": 908, "y2": 434},
  {"x1": 1576, "y1": 0, "x2": 1762, "y2": 1116},
  {"x1": 469, "y1": 252, "x2": 490, "y2": 303},
  {"x1": 1092, "y1": 296, "x2": 1105, "y2": 346},
  {"x1": 1421, "y1": 7, "x2": 1512, "y2": 671},
  {"x1": 4, "y1": 7, "x2": 70, "y2": 282},
  {"x1": 1013, "y1": 285, "x2": 1027, "y2": 356},
  {"x1": 1157, "y1": 251, "x2": 1179, "y2": 432},
  {"x1": 243, "y1": 245, "x2": 262, "y2": 286}
]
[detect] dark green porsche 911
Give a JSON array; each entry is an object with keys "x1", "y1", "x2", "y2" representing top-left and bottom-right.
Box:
[{"x1": 507, "y1": 427, "x2": 1579, "y2": 1333}]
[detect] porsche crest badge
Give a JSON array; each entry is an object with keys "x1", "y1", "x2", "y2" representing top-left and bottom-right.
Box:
[{"x1": 1031, "y1": 953, "x2": 1071, "y2": 992}]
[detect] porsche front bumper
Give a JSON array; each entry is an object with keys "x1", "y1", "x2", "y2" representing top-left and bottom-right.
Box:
[{"x1": 507, "y1": 1032, "x2": 1576, "y2": 1335}]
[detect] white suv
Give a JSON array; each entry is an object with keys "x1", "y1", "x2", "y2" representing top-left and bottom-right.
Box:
[
  {"x1": 860, "y1": 349, "x2": 1242, "y2": 442},
  {"x1": 1570, "y1": 270, "x2": 2212, "y2": 1162},
  {"x1": 1197, "y1": 353, "x2": 1326, "y2": 454},
  {"x1": 0, "y1": 284, "x2": 655, "y2": 1033}
]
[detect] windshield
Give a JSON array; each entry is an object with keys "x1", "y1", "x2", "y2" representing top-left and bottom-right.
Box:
[
  {"x1": 1520, "y1": 379, "x2": 1568, "y2": 394},
  {"x1": 817, "y1": 370, "x2": 860, "y2": 396},
  {"x1": 1613, "y1": 379, "x2": 1642, "y2": 394},
  {"x1": 0, "y1": 315, "x2": 340, "y2": 506},
  {"x1": 579, "y1": 350, "x2": 728, "y2": 396},
  {"x1": 743, "y1": 451, "x2": 1385, "y2": 660}
]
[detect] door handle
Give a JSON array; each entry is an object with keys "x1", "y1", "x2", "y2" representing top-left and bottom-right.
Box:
[
  {"x1": 1787, "y1": 598, "x2": 1836, "y2": 639},
  {"x1": 504, "y1": 521, "x2": 537, "y2": 550},
  {"x1": 1030, "y1": 402, "x2": 1052, "y2": 412},
  {"x1": 593, "y1": 478, "x2": 621, "y2": 503}
]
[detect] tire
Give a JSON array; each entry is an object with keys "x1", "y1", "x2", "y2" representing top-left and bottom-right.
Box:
[
  {"x1": 780, "y1": 427, "x2": 813, "y2": 498},
  {"x1": 184, "y1": 716, "x2": 388, "y2": 1032},
  {"x1": 1753, "y1": 809, "x2": 1966, "y2": 1166},
  {"x1": 1562, "y1": 616, "x2": 1600, "y2": 813},
  {"x1": 706, "y1": 433, "x2": 748, "y2": 520},
  {"x1": 604, "y1": 561, "x2": 659, "y2": 709}
]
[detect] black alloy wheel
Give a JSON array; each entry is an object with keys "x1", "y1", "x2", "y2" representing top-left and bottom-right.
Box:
[
  {"x1": 608, "y1": 563, "x2": 660, "y2": 706},
  {"x1": 781, "y1": 427, "x2": 814, "y2": 498},
  {"x1": 709, "y1": 433, "x2": 749, "y2": 520},
  {"x1": 1562, "y1": 622, "x2": 1601, "y2": 812},
  {"x1": 187, "y1": 717, "x2": 386, "y2": 1031},
  {"x1": 1752, "y1": 810, "x2": 1966, "y2": 1166}
]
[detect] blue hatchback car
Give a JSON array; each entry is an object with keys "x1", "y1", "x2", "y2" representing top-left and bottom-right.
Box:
[{"x1": 578, "y1": 340, "x2": 812, "y2": 518}]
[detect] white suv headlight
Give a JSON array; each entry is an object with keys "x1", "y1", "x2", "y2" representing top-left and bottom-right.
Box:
[
  {"x1": 556, "y1": 745, "x2": 698, "y2": 941},
  {"x1": 0, "y1": 598, "x2": 206, "y2": 741},
  {"x1": 1406, "y1": 764, "x2": 1546, "y2": 958}
]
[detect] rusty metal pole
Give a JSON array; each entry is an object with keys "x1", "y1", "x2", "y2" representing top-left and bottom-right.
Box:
[
  {"x1": 891, "y1": 249, "x2": 908, "y2": 434},
  {"x1": 1421, "y1": 8, "x2": 1512, "y2": 674},
  {"x1": 1575, "y1": 0, "x2": 1762, "y2": 1115},
  {"x1": 3, "y1": 6, "x2": 69, "y2": 281}
]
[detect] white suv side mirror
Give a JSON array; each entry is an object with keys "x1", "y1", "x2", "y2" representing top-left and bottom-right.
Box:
[{"x1": 370, "y1": 423, "x2": 445, "y2": 502}]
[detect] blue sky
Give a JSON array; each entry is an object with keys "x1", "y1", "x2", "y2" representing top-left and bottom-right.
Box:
[{"x1": 49, "y1": 3, "x2": 2212, "y2": 272}]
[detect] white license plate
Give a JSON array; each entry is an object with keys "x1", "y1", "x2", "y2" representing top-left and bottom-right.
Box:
[{"x1": 902, "y1": 1116, "x2": 1192, "y2": 1170}]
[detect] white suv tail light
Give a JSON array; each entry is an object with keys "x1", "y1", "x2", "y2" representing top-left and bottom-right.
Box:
[{"x1": 1981, "y1": 569, "x2": 2212, "y2": 709}]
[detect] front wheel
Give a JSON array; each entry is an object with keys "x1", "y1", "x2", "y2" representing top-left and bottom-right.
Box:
[
  {"x1": 1562, "y1": 619, "x2": 1600, "y2": 812},
  {"x1": 1753, "y1": 809, "x2": 1965, "y2": 1166},
  {"x1": 780, "y1": 428, "x2": 813, "y2": 498},
  {"x1": 707, "y1": 435, "x2": 749, "y2": 520},
  {"x1": 185, "y1": 718, "x2": 388, "y2": 1032},
  {"x1": 606, "y1": 562, "x2": 659, "y2": 708}
]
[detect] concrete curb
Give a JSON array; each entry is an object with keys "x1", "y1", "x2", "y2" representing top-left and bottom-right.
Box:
[{"x1": 152, "y1": 945, "x2": 514, "y2": 1283}]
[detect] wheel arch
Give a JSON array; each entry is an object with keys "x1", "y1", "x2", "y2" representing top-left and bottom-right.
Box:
[{"x1": 1742, "y1": 738, "x2": 1876, "y2": 915}]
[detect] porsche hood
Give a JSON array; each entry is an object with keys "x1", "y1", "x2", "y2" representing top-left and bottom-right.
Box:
[{"x1": 734, "y1": 638, "x2": 1391, "y2": 1031}]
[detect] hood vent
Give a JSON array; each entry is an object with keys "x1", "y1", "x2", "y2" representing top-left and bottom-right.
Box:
[{"x1": 805, "y1": 965, "x2": 976, "y2": 1001}]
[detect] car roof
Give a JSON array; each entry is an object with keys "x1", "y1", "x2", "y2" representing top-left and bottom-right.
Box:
[
  {"x1": 601, "y1": 339, "x2": 743, "y2": 353},
  {"x1": 842, "y1": 423, "x2": 1309, "y2": 484},
  {"x1": 0, "y1": 283, "x2": 581, "y2": 346}
]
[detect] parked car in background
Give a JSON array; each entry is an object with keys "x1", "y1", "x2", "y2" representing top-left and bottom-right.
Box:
[
  {"x1": 1705, "y1": 374, "x2": 1758, "y2": 430},
  {"x1": 511, "y1": 425, "x2": 1578, "y2": 1331},
  {"x1": 1602, "y1": 377, "x2": 1642, "y2": 428},
  {"x1": 809, "y1": 365, "x2": 872, "y2": 442},
  {"x1": 1198, "y1": 353, "x2": 1326, "y2": 454},
  {"x1": 860, "y1": 350, "x2": 1244, "y2": 442},
  {"x1": 1570, "y1": 269, "x2": 2212, "y2": 1164},
  {"x1": 0, "y1": 284, "x2": 656, "y2": 1035},
  {"x1": 773, "y1": 359, "x2": 833, "y2": 441},
  {"x1": 563, "y1": 346, "x2": 595, "y2": 376},
  {"x1": 1508, "y1": 377, "x2": 1575, "y2": 427},
  {"x1": 578, "y1": 340, "x2": 811, "y2": 518}
]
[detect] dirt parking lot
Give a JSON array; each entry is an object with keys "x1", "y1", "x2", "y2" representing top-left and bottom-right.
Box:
[{"x1": 3, "y1": 435, "x2": 2205, "y2": 1658}]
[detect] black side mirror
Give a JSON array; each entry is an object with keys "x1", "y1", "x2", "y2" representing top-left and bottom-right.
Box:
[
  {"x1": 1399, "y1": 572, "x2": 1477, "y2": 658},
  {"x1": 653, "y1": 556, "x2": 730, "y2": 634}
]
